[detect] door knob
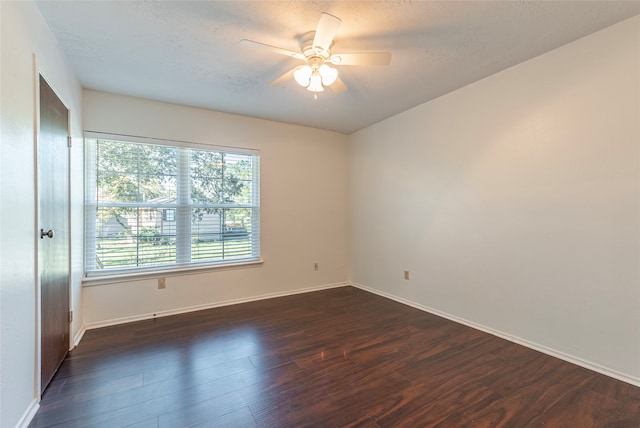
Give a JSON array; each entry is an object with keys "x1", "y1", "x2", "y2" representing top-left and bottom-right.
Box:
[{"x1": 40, "y1": 229, "x2": 54, "y2": 239}]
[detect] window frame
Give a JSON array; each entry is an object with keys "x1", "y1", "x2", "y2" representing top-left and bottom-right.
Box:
[{"x1": 83, "y1": 132, "x2": 261, "y2": 283}]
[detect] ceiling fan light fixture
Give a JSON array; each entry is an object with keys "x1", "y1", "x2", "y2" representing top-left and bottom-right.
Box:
[
  {"x1": 319, "y1": 64, "x2": 338, "y2": 86},
  {"x1": 307, "y1": 72, "x2": 324, "y2": 92},
  {"x1": 294, "y1": 65, "x2": 312, "y2": 86},
  {"x1": 243, "y1": 12, "x2": 392, "y2": 96}
]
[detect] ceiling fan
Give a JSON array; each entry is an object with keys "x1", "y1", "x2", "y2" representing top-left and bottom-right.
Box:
[{"x1": 241, "y1": 13, "x2": 391, "y2": 96}]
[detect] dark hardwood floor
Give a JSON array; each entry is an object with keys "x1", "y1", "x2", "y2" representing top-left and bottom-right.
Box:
[{"x1": 30, "y1": 286, "x2": 640, "y2": 427}]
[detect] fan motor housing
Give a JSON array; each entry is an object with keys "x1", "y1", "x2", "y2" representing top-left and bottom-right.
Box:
[{"x1": 299, "y1": 31, "x2": 331, "y2": 60}]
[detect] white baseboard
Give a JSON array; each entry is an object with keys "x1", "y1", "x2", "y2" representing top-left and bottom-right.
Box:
[
  {"x1": 72, "y1": 325, "x2": 86, "y2": 349},
  {"x1": 85, "y1": 282, "x2": 349, "y2": 330},
  {"x1": 350, "y1": 282, "x2": 640, "y2": 388},
  {"x1": 77, "y1": 280, "x2": 640, "y2": 387},
  {"x1": 15, "y1": 398, "x2": 39, "y2": 428}
]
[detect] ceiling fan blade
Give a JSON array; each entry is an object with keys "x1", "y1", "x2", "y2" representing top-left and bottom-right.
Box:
[
  {"x1": 269, "y1": 66, "x2": 301, "y2": 87},
  {"x1": 328, "y1": 52, "x2": 392, "y2": 66},
  {"x1": 240, "y1": 39, "x2": 305, "y2": 61},
  {"x1": 330, "y1": 76, "x2": 348, "y2": 94},
  {"x1": 313, "y1": 13, "x2": 341, "y2": 52}
]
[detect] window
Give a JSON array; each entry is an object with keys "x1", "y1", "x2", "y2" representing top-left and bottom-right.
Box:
[
  {"x1": 163, "y1": 209, "x2": 175, "y2": 222},
  {"x1": 84, "y1": 134, "x2": 260, "y2": 277}
]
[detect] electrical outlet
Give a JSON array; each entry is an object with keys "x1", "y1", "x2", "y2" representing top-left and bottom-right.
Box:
[
  {"x1": 314, "y1": 262, "x2": 319, "y2": 271},
  {"x1": 404, "y1": 270, "x2": 410, "y2": 280},
  {"x1": 158, "y1": 277, "x2": 166, "y2": 289}
]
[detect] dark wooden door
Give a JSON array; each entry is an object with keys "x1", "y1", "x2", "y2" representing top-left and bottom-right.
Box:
[{"x1": 39, "y1": 75, "x2": 70, "y2": 395}]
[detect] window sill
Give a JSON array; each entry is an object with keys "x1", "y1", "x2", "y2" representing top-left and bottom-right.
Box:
[{"x1": 82, "y1": 259, "x2": 264, "y2": 286}]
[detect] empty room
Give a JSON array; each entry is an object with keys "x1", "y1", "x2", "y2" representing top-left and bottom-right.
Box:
[{"x1": 1, "y1": 1, "x2": 639, "y2": 427}]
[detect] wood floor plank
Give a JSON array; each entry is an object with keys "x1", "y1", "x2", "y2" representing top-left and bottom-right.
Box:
[
  {"x1": 121, "y1": 418, "x2": 159, "y2": 428},
  {"x1": 524, "y1": 387, "x2": 630, "y2": 427},
  {"x1": 30, "y1": 286, "x2": 640, "y2": 427}
]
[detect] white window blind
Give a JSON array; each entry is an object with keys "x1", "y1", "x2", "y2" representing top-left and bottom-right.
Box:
[{"x1": 85, "y1": 134, "x2": 260, "y2": 276}]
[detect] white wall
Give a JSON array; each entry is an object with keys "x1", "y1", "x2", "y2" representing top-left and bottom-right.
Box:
[
  {"x1": 82, "y1": 91, "x2": 350, "y2": 326},
  {"x1": 0, "y1": 1, "x2": 84, "y2": 427},
  {"x1": 350, "y1": 16, "x2": 640, "y2": 384}
]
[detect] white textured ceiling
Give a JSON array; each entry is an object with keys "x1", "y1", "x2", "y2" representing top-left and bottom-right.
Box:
[{"x1": 36, "y1": 1, "x2": 640, "y2": 134}]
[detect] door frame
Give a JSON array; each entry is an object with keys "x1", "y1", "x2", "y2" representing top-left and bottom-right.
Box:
[{"x1": 34, "y1": 60, "x2": 73, "y2": 398}]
